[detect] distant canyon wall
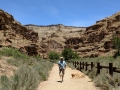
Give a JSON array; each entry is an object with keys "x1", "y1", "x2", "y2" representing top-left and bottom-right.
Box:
[{"x1": 25, "y1": 24, "x2": 86, "y2": 41}]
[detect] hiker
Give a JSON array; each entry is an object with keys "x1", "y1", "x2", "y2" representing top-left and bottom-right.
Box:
[{"x1": 58, "y1": 57, "x2": 67, "y2": 82}]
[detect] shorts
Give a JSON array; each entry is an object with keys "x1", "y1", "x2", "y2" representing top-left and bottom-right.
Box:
[{"x1": 59, "y1": 68, "x2": 65, "y2": 75}]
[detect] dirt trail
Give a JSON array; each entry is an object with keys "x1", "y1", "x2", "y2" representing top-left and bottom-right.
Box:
[{"x1": 37, "y1": 64, "x2": 100, "y2": 90}]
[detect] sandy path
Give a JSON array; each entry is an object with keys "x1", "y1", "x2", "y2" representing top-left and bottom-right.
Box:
[{"x1": 37, "y1": 64, "x2": 100, "y2": 90}]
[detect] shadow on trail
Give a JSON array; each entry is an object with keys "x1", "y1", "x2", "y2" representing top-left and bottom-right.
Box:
[{"x1": 56, "y1": 81, "x2": 62, "y2": 83}]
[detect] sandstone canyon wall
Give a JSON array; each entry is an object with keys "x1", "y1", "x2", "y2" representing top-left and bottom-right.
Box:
[{"x1": 0, "y1": 9, "x2": 120, "y2": 58}]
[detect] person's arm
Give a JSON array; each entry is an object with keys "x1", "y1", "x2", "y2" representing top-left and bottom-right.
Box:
[
  {"x1": 64, "y1": 61, "x2": 67, "y2": 69},
  {"x1": 58, "y1": 61, "x2": 60, "y2": 67}
]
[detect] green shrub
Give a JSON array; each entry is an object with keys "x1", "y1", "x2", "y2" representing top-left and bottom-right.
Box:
[
  {"x1": 48, "y1": 51, "x2": 60, "y2": 60},
  {"x1": 62, "y1": 48, "x2": 73, "y2": 60},
  {"x1": 113, "y1": 37, "x2": 120, "y2": 50},
  {"x1": 62, "y1": 48, "x2": 80, "y2": 60},
  {"x1": 113, "y1": 37, "x2": 120, "y2": 58}
]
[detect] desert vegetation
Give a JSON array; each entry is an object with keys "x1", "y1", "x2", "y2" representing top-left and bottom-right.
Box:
[
  {"x1": 48, "y1": 48, "x2": 80, "y2": 63},
  {"x1": 0, "y1": 47, "x2": 53, "y2": 90}
]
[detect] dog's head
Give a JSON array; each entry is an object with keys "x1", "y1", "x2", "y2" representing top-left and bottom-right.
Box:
[{"x1": 71, "y1": 74, "x2": 75, "y2": 77}]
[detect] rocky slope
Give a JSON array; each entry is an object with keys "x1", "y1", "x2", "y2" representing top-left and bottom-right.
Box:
[
  {"x1": 78, "y1": 12, "x2": 120, "y2": 57},
  {"x1": 64, "y1": 12, "x2": 120, "y2": 57},
  {"x1": 0, "y1": 9, "x2": 42, "y2": 56}
]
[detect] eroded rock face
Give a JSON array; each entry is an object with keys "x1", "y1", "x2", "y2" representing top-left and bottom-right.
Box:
[
  {"x1": 104, "y1": 41, "x2": 112, "y2": 49},
  {"x1": 63, "y1": 12, "x2": 120, "y2": 57},
  {"x1": 0, "y1": 9, "x2": 40, "y2": 56},
  {"x1": 19, "y1": 44, "x2": 38, "y2": 56},
  {"x1": 25, "y1": 23, "x2": 86, "y2": 57},
  {"x1": 0, "y1": 9, "x2": 39, "y2": 42},
  {"x1": 65, "y1": 37, "x2": 83, "y2": 45}
]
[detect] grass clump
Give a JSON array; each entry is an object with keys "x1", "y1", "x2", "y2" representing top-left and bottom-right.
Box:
[
  {"x1": 0, "y1": 65, "x2": 41, "y2": 90},
  {"x1": 66, "y1": 62, "x2": 75, "y2": 69},
  {"x1": 0, "y1": 47, "x2": 29, "y2": 60},
  {"x1": 10, "y1": 65, "x2": 41, "y2": 90},
  {"x1": 0, "y1": 75, "x2": 10, "y2": 90}
]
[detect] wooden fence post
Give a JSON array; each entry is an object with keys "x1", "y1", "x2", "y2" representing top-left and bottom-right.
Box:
[
  {"x1": 97, "y1": 62, "x2": 100, "y2": 75},
  {"x1": 82, "y1": 62, "x2": 84, "y2": 70},
  {"x1": 91, "y1": 62, "x2": 94, "y2": 71},
  {"x1": 85, "y1": 62, "x2": 88, "y2": 71},
  {"x1": 75, "y1": 61, "x2": 76, "y2": 68},
  {"x1": 79, "y1": 62, "x2": 82, "y2": 71},
  {"x1": 73, "y1": 61, "x2": 74, "y2": 66},
  {"x1": 73, "y1": 61, "x2": 120, "y2": 76},
  {"x1": 76, "y1": 61, "x2": 79, "y2": 70},
  {"x1": 109, "y1": 63, "x2": 113, "y2": 76}
]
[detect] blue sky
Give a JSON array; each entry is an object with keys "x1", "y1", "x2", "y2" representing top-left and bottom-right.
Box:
[{"x1": 0, "y1": 0, "x2": 120, "y2": 27}]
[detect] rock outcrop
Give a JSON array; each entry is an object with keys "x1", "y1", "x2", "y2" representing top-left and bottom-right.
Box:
[
  {"x1": 65, "y1": 12, "x2": 120, "y2": 57},
  {"x1": 0, "y1": 9, "x2": 40, "y2": 56}
]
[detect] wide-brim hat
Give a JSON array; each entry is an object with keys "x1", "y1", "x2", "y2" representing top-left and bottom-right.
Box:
[{"x1": 60, "y1": 57, "x2": 63, "y2": 59}]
